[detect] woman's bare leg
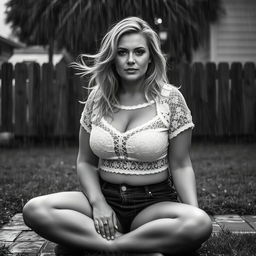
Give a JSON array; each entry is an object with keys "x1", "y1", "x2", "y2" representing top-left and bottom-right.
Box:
[
  {"x1": 22, "y1": 192, "x2": 118, "y2": 252},
  {"x1": 114, "y1": 202, "x2": 212, "y2": 255},
  {"x1": 23, "y1": 193, "x2": 211, "y2": 254}
]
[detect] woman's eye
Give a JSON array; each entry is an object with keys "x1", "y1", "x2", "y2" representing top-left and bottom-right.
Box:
[
  {"x1": 117, "y1": 50, "x2": 127, "y2": 56},
  {"x1": 135, "y1": 49, "x2": 145, "y2": 56}
]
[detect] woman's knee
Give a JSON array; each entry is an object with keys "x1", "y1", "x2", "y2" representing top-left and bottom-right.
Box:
[
  {"x1": 23, "y1": 196, "x2": 52, "y2": 228},
  {"x1": 177, "y1": 208, "x2": 212, "y2": 244}
]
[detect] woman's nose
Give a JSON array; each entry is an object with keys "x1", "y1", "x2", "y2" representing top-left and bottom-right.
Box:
[{"x1": 127, "y1": 53, "x2": 135, "y2": 65}]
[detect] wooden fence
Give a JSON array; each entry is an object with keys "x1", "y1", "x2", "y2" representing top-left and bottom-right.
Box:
[{"x1": 0, "y1": 62, "x2": 256, "y2": 139}]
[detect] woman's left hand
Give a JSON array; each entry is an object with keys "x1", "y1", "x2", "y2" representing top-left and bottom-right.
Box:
[{"x1": 92, "y1": 200, "x2": 119, "y2": 240}]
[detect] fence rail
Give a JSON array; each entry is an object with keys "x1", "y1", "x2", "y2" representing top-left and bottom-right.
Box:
[{"x1": 0, "y1": 62, "x2": 256, "y2": 139}]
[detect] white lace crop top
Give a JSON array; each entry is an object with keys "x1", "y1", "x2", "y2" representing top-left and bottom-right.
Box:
[{"x1": 80, "y1": 84, "x2": 194, "y2": 175}]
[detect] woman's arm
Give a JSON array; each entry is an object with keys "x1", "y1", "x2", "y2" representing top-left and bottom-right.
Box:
[
  {"x1": 77, "y1": 127, "x2": 118, "y2": 239},
  {"x1": 168, "y1": 129, "x2": 199, "y2": 208},
  {"x1": 77, "y1": 127, "x2": 106, "y2": 206}
]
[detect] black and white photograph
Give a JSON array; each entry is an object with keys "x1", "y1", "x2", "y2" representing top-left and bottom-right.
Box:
[{"x1": 0, "y1": 1, "x2": 256, "y2": 255}]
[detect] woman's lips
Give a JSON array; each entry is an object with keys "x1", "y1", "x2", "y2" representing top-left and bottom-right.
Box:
[{"x1": 125, "y1": 68, "x2": 138, "y2": 72}]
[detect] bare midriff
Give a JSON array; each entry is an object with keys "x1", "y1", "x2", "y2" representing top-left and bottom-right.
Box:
[{"x1": 99, "y1": 168, "x2": 170, "y2": 186}]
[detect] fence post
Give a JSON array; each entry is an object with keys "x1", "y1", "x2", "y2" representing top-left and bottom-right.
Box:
[
  {"x1": 230, "y1": 63, "x2": 243, "y2": 135},
  {"x1": 67, "y1": 68, "x2": 85, "y2": 138},
  {"x1": 191, "y1": 62, "x2": 205, "y2": 136},
  {"x1": 218, "y1": 63, "x2": 230, "y2": 136},
  {"x1": 243, "y1": 62, "x2": 256, "y2": 135},
  {"x1": 179, "y1": 62, "x2": 192, "y2": 109},
  {"x1": 1, "y1": 63, "x2": 13, "y2": 132},
  {"x1": 206, "y1": 62, "x2": 217, "y2": 136},
  {"x1": 28, "y1": 63, "x2": 41, "y2": 137},
  {"x1": 41, "y1": 63, "x2": 55, "y2": 139},
  {"x1": 14, "y1": 63, "x2": 28, "y2": 136},
  {"x1": 55, "y1": 62, "x2": 68, "y2": 137}
]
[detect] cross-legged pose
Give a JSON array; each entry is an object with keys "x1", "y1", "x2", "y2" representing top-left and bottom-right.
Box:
[{"x1": 23, "y1": 17, "x2": 212, "y2": 255}]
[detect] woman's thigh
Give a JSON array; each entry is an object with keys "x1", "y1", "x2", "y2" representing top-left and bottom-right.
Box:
[
  {"x1": 24, "y1": 191, "x2": 93, "y2": 218},
  {"x1": 130, "y1": 201, "x2": 211, "y2": 231}
]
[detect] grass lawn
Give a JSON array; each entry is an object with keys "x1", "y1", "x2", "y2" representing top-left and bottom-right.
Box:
[{"x1": 0, "y1": 142, "x2": 256, "y2": 255}]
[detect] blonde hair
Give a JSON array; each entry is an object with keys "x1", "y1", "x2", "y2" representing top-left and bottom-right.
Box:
[{"x1": 71, "y1": 16, "x2": 169, "y2": 119}]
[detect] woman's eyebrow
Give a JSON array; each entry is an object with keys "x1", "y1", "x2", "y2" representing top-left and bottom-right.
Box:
[{"x1": 117, "y1": 46, "x2": 146, "y2": 50}]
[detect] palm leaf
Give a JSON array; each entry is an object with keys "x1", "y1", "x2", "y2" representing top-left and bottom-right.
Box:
[{"x1": 5, "y1": 0, "x2": 224, "y2": 62}]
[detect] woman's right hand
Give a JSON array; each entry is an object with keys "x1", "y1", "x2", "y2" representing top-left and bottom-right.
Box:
[{"x1": 92, "y1": 201, "x2": 119, "y2": 240}]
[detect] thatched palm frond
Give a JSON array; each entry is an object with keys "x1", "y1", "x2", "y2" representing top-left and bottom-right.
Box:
[{"x1": 5, "y1": 0, "x2": 224, "y2": 62}]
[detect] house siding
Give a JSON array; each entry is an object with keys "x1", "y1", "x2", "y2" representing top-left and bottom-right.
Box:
[{"x1": 210, "y1": 0, "x2": 256, "y2": 63}]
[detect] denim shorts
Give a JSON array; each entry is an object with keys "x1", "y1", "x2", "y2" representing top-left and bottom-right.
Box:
[{"x1": 99, "y1": 176, "x2": 179, "y2": 233}]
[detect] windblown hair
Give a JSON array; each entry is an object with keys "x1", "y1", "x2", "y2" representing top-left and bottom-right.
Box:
[{"x1": 71, "y1": 16, "x2": 169, "y2": 119}]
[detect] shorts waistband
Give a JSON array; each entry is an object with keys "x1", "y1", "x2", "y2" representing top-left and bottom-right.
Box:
[{"x1": 99, "y1": 176, "x2": 171, "y2": 190}]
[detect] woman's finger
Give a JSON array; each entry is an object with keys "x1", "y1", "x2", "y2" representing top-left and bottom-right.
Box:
[
  {"x1": 112, "y1": 213, "x2": 119, "y2": 231},
  {"x1": 94, "y1": 219, "x2": 100, "y2": 234},
  {"x1": 98, "y1": 219, "x2": 106, "y2": 239},
  {"x1": 103, "y1": 219, "x2": 111, "y2": 240},
  {"x1": 108, "y1": 216, "x2": 116, "y2": 240}
]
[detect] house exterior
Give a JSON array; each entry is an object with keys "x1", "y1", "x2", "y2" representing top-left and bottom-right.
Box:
[
  {"x1": 8, "y1": 46, "x2": 72, "y2": 66},
  {"x1": 193, "y1": 0, "x2": 256, "y2": 64},
  {"x1": 0, "y1": 36, "x2": 22, "y2": 65}
]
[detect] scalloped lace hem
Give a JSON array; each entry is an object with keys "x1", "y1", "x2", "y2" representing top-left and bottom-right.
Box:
[
  {"x1": 168, "y1": 123, "x2": 194, "y2": 140},
  {"x1": 99, "y1": 167, "x2": 168, "y2": 175}
]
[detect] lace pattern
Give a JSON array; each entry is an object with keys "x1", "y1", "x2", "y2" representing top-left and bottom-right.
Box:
[
  {"x1": 97, "y1": 122, "x2": 122, "y2": 157},
  {"x1": 159, "y1": 86, "x2": 194, "y2": 139},
  {"x1": 121, "y1": 118, "x2": 167, "y2": 159},
  {"x1": 99, "y1": 157, "x2": 168, "y2": 175},
  {"x1": 80, "y1": 89, "x2": 97, "y2": 133},
  {"x1": 80, "y1": 84, "x2": 194, "y2": 175}
]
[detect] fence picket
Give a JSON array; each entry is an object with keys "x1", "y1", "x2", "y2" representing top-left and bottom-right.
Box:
[
  {"x1": 191, "y1": 63, "x2": 205, "y2": 136},
  {"x1": 1, "y1": 63, "x2": 13, "y2": 132},
  {"x1": 243, "y1": 63, "x2": 256, "y2": 135},
  {"x1": 55, "y1": 62, "x2": 68, "y2": 136},
  {"x1": 218, "y1": 63, "x2": 230, "y2": 136},
  {"x1": 0, "y1": 62, "x2": 255, "y2": 139},
  {"x1": 41, "y1": 63, "x2": 55, "y2": 137},
  {"x1": 14, "y1": 63, "x2": 28, "y2": 136},
  {"x1": 230, "y1": 63, "x2": 243, "y2": 135},
  {"x1": 67, "y1": 68, "x2": 85, "y2": 137},
  {"x1": 206, "y1": 62, "x2": 217, "y2": 136},
  {"x1": 28, "y1": 63, "x2": 41, "y2": 136},
  {"x1": 179, "y1": 63, "x2": 192, "y2": 108}
]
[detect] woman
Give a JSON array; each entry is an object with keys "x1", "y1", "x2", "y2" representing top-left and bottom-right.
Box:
[{"x1": 23, "y1": 17, "x2": 212, "y2": 255}]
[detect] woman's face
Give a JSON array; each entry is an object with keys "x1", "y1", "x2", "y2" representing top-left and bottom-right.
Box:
[{"x1": 114, "y1": 33, "x2": 151, "y2": 84}]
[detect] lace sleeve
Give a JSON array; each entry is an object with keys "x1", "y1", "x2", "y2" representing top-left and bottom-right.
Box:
[
  {"x1": 168, "y1": 87, "x2": 194, "y2": 140},
  {"x1": 80, "y1": 89, "x2": 96, "y2": 133}
]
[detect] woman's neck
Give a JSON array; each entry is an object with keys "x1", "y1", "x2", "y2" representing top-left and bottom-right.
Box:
[
  {"x1": 118, "y1": 78, "x2": 145, "y2": 96},
  {"x1": 117, "y1": 79, "x2": 148, "y2": 104}
]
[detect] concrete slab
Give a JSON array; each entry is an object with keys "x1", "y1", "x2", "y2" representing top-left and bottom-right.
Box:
[
  {"x1": 8, "y1": 240, "x2": 45, "y2": 253},
  {"x1": 1, "y1": 222, "x2": 31, "y2": 231},
  {"x1": 15, "y1": 231, "x2": 46, "y2": 242},
  {"x1": 248, "y1": 222, "x2": 256, "y2": 229},
  {"x1": 10, "y1": 214, "x2": 24, "y2": 223},
  {"x1": 0, "y1": 230, "x2": 21, "y2": 242},
  {"x1": 218, "y1": 222, "x2": 256, "y2": 233},
  {"x1": 212, "y1": 222, "x2": 222, "y2": 234},
  {"x1": 0, "y1": 241, "x2": 12, "y2": 247},
  {"x1": 241, "y1": 215, "x2": 256, "y2": 223},
  {"x1": 40, "y1": 241, "x2": 56, "y2": 253},
  {"x1": 214, "y1": 214, "x2": 245, "y2": 222}
]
